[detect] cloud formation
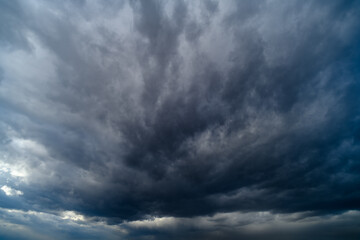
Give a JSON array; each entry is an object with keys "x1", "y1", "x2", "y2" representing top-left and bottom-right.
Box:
[{"x1": 0, "y1": 0, "x2": 359, "y2": 239}]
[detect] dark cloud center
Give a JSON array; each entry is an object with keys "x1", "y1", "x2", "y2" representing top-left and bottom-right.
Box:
[{"x1": 0, "y1": 0, "x2": 359, "y2": 222}]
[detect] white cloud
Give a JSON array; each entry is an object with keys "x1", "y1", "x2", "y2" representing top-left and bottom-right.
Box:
[
  {"x1": 0, "y1": 207, "x2": 124, "y2": 240},
  {"x1": 61, "y1": 211, "x2": 85, "y2": 222},
  {"x1": 11, "y1": 138, "x2": 48, "y2": 157},
  {"x1": 1, "y1": 185, "x2": 23, "y2": 196}
]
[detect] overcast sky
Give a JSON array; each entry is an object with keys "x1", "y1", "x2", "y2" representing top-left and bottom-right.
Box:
[{"x1": 0, "y1": 0, "x2": 360, "y2": 239}]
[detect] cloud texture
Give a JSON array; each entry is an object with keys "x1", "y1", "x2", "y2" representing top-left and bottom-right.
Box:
[{"x1": 0, "y1": 0, "x2": 360, "y2": 239}]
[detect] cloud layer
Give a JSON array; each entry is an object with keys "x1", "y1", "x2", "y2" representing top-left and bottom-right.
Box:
[{"x1": 0, "y1": 0, "x2": 360, "y2": 239}]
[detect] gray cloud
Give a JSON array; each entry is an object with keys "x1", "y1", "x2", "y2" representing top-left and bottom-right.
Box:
[{"x1": 0, "y1": 0, "x2": 359, "y2": 239}]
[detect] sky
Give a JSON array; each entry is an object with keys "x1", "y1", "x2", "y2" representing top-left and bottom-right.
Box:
[{"x1": 0, "y1": 0, "x2": 360, "y2": 239}]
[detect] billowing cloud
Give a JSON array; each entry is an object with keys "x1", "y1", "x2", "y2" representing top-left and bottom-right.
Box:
[{"x1": 0, "y1": 0, "x2": 359, "y2": 239}]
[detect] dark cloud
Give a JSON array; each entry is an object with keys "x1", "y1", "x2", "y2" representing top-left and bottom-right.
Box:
[{"x1": 0, "y1": 0, "x2": 360, "y2": 239}]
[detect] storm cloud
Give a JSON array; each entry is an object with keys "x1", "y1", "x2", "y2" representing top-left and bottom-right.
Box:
[{"x1": 0, "y1": 0, "x2": 360, "y2": 239}]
